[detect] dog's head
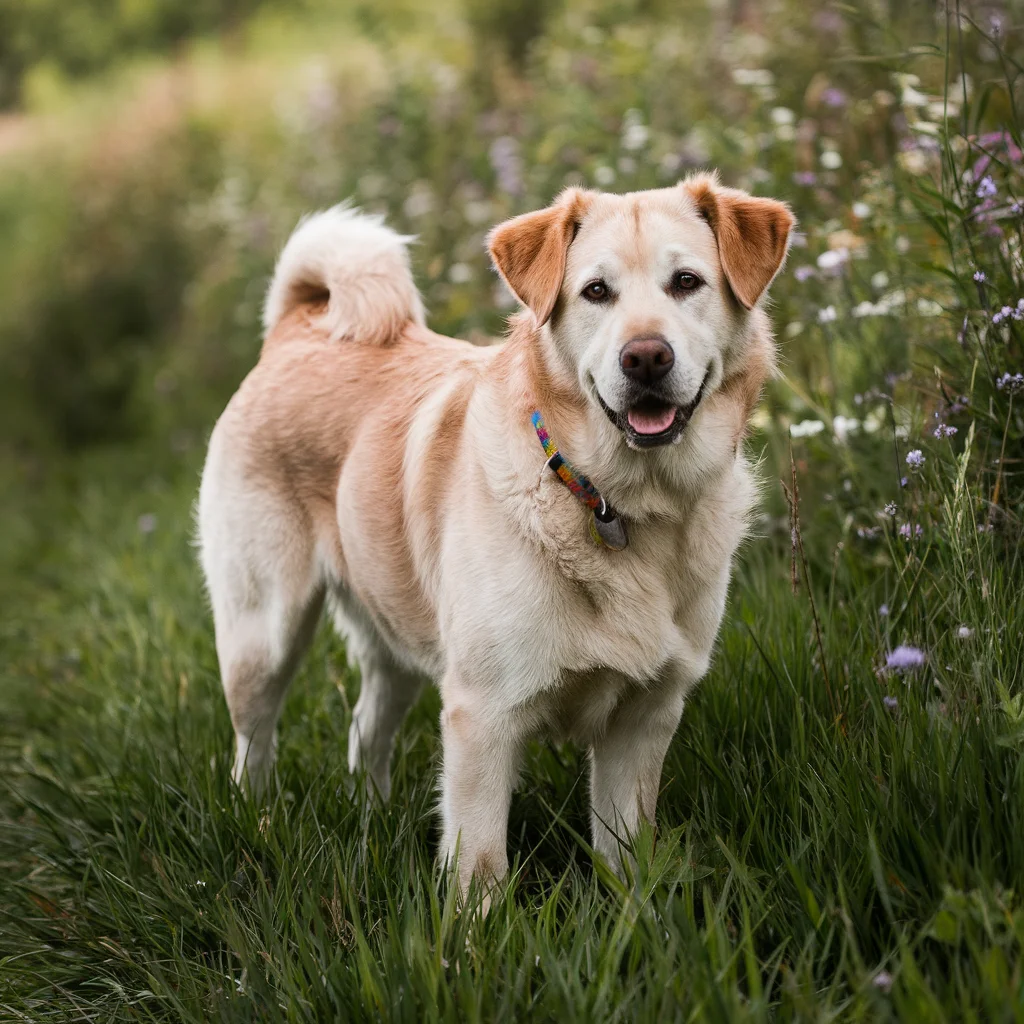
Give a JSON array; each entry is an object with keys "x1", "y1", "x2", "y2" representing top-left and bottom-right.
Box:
[{"x1": 488, "y1": 175, "x2": 793, "y2": 450}]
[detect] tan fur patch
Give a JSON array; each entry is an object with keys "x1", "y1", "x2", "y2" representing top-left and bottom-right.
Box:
[
  {"x1": 487, "y1": 188, "x2": 594, "y2": 325},
  {"x1": 683, "y1": 172, "x2": 795, "y2": 309}
]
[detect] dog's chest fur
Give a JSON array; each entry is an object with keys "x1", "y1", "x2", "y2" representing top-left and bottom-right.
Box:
[
  {"x1": 541, "y1": 465, "x2": 747, "y2": 667},
  {"x1": 427, "y1": 452, "x2": 754, "y2": 740}
]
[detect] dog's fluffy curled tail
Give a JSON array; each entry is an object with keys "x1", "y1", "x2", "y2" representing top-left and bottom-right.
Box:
[{"x1": 263, "y1": 205, "x2": 425, "y2": 346}]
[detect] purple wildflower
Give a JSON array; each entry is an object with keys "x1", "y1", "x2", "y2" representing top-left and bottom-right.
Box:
[
  {"x1": 976, "y1": 176, "x2": 998, "y2": 200},
  {"x1": 996, "y1": 372, "x2": 1024, "y2": 393},
  {"x1": 794, "y1": 265, "x2": 816, "y2": 282},
  {"x1": 858, "y1": 526, "x2": 881, "y2": 539},
  {"x1": 900, "y1": 476, "x2": 908, "y2": 488},
  {"x1": 994, "y1": 301, "x2": 1024, "y2": 325},
  {"x1": 886, "y1": 645, "x2": 926, "y2": 671},
  {"x1": 985, "y1": 133, "x2": 1024, "y2": 162},
  {"x1": 883, "y1": 696, "x2": 899, "y2": 712},
  {"x1": 972, "y1": 132, "x2": 1023, "y2": 180},
  {"x1": 813, "y1": 9, "x2": 844, "y2": 32},
  {"x1": 879, "y1": 603, "x2": 890, "y2": 617},
  {"x1": 905, "y1": 449, "x2": 925, "y2": 469},
  {"x1": 933, "y1": 424, "x2": 958, "y2": 438},
  {"x1": 489, "y1": 136, "x2": 523, "y2": 196},
  {"x1": 957, "y1": 626, "x2": 973, "y2": 639},
  {"x1": 884, "y1": 502, "x2": 898, "y2": 517},
  {"x1": 973, "y1": 270, "x2": 986, "y2": 283},
  {"x1": 793, "y1": 171, "x2": 817, "y2": 186},
  {"x1": 873, "y1": 970, "x2": 894, "y2": 993},
  {"x1": 898, "y1": 522, "x2": 923, "y2": 539},
  {"x1": 822, "y1": 87, "x2": 847, "y2": 108},
  {"x1": 1011, "y1": 200, "x2": 1023, "y2": 217}
]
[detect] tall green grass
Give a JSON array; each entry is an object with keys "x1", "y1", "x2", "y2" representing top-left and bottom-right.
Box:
[{"x1": 2, "y1": 0, "x2": 1023, "y2": 1019}]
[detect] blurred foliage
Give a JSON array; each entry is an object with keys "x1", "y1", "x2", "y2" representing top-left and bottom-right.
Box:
[
  {"x1": 465, "y1": 0, "x2": 560, "y2": 68},
  {"x1": 0, "y1": 0, "x2": 267, "y2": 108},
  {"x1": 0, "y1": 0, "x2": 1020, "y2": 540}
]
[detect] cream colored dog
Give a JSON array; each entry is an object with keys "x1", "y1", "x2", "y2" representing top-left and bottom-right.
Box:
[{"x1": 198, "y1": 175, "x2": 793, "y2": 895}]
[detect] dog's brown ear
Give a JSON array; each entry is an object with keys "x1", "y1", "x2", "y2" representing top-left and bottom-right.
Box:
[
  {"x1": 488, "y1": 189, "x2": 593, "y2": 326},
  {"x1": 683, "y1": 174, "x2": 794, "y2": 310}
]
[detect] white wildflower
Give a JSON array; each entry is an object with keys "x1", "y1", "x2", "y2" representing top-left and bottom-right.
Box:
[
  {"x1": 853, "y1": 301, "x2": 881, "y2": 318},
  {"x1": 403, "y1": 183, "x2": 435, "y2": 219},
  {"x1": 832, "y1": 416, "x2": 861, "y2": 443},
  {"x1": 790, "y1": 419, "x2": 826, "y2": 438},
  {"x1": 816, "y1": 248, "x2": 849, "y2": 272},
  {"x1": 621, "y1": 110, "x2": 649, "y2": 151},
  {"x1": 732, "y1": 68, "x2": 774, "y2": 87}
]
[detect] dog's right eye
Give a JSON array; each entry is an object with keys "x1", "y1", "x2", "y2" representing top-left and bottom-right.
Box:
[{"x1": 582, "y1": 280, "x2": 611, "y2": 303}]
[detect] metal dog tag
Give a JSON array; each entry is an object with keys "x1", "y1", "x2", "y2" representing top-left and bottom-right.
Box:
[{"x1": 590, "y1": 502, "x2": 628, "y2": 551}]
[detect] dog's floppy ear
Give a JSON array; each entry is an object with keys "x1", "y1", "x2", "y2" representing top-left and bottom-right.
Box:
[
  {"x1": 488, "y1": 189, "x2": 593, "y2": 326},
  {"x1": 683, "y1": 173, "x2": 794, "y2": 310}
]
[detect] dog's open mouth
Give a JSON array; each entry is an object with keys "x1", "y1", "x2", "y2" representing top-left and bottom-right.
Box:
[
  {"x1": 627, "y1": 397, "x2": 678, "y2": 436},
  {"x1": 599, "y1": 372, "x2": 709, "y2": 449}
]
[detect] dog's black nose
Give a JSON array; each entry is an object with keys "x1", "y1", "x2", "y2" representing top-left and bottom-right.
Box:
[{"x1": 619, "y1": 337, "x2": 674, "y2": 385}]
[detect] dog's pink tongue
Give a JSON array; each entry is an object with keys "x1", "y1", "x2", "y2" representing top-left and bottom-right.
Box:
[{"x1": 627, "y1": 405, "x2": 677, "y2": 434}]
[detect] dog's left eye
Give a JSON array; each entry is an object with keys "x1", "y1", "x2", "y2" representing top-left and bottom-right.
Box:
[
  {"x1": 581, "y1": 280, "x2": 611, "y2": 303},
  {"x1": 669, "y1": 270, "x2": 703, "y2": 296}
]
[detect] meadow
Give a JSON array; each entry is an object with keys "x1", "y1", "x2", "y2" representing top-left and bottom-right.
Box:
[{"x1": 1, "y1": 1, "x2": 1023, "y2": 1019}]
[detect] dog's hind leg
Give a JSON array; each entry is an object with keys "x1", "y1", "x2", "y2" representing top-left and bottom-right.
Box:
[
  {"x1": 330, "y1": 594, "x2": 422, "y2": 800},
  {"x1": 199, "y1": 446, "x2": 325, "y2": 794},
  {"x1": 215, "y1": 580, "x2": 324, "y2": 794}
]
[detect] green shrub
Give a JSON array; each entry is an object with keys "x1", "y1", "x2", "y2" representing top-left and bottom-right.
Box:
[{"x1": 0, "y1": 0, "x2": 269, "y2": 109}]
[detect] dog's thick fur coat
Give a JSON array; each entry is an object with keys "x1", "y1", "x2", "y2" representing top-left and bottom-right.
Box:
[{"x1": 198, "y1": 177, "x2": 793, "y2": 895}]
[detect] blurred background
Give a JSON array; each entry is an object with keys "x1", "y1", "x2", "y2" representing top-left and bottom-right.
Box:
[
  {"x1": 3, "y1": 5, "x2": 1024, "y2": 1014},
  {"x1": 0, "y1": 0, "x2": 1019, "y2": 586}
]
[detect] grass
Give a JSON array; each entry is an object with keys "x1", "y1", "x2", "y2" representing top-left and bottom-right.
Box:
[
  {"x1": 1, "y1": 436, "x2": 1022, "y2": 1021},
  {"x1": 2, "y1": 0, "x2": 1024, "y2": 1018}
]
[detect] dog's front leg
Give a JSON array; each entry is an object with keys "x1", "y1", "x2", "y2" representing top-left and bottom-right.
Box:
[
  {"x1": 589, "y1": 681, "x2": 686, "y2": 877},
  {"x1": 438, "y1": 685, "x2": 522, "y2": 906}
]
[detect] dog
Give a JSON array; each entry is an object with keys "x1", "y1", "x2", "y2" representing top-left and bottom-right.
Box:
[{"x1": 198, "y1": 173, "x2": 793, "y2": 897}]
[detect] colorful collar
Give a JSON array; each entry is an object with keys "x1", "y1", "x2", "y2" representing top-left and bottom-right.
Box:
[{"x1": 531, "y1": 409, "x2": 628, "y2": 550}]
